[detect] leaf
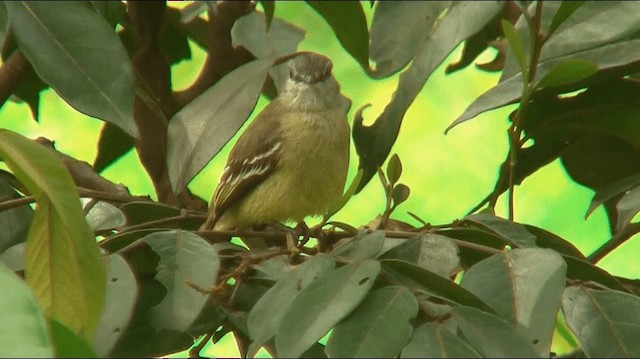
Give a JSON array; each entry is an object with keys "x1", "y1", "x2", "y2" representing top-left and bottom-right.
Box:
[
  {"x1": 0, "y1": 130, "x2": 105, "y2": 340},
  {"x1": 259, "y1": 1, "x2": 275, "y2": 30},
  {"x1": 0, "y1": 263, "x2": 53, "y2": 358},
  {"x1": 368, "y1": 1, "x2": 449, "y2": 78},
  {"x1": 92, "y1": 254, "x2": 138, "y2": 357},
  {"x1": 447, "y1": 38, "x2": 640, "y2": 132},
  {"x1": 92, "y1": 122, "x2": 134, "y2": 173},
  {"x1": 0, "y1": 178, "x2": 32, "y2": 253},
  {"x1": 6, "y1": 1, "x2": 137, "y2": 138},
  {"x1": 331, "y1": 230, "x2": 385, "y2": 260},
  {"x1": 306, "y1": 1, "x2": 369, "y2": 71},
  {"x1": 501, "y1": 19, "x2": 527, "y2": 78},
  {"x1": 275, "y1": 260, "x2": 380, "y2": 358},
  {"x1": 563, "y1": 255, "x2": 629, "y2": 293},
  {"x1": 50, "y1": 319, "x2": 98, "y2": 358},
  {"x1": 381, "y1": 259, "x2": 495, "y2": 314},
  {"x1": 562, "y1": 286, "x2": 640, "y2": 358},
  {"x1": 391, "y1": 184, "x2": 410, "y2": 207},
  {"x1": 179, "y1": 1, "x2": 208, "y2": 23},
  {"x1": 524, "y1": 225, "x2": 585, "y2": 259},
  {"x1": 142, "y1": 230, "x2": 219, "y2": 331},
  {"x1": 118, "y1": 201, "x2": 182, "y2": 226},
  {"x1": 84, "y1": 201, "x2": 126, "y2": 232},
  {"x1": 386, "y1": 154, "x2": 402, "y2": 185},
  {"x1": 452, "y1": 306, "x2": 540, "y2": 358},
  {"x1": 167, "y1": 59, "x2": 273, "y2": 192},
  {"x1": 325, "y1": 286, "x2": 418, "y2": 358},
  {"x1": 354, "y1": 1, "x2": 503, "y2": 191},
  {"x1": 401, "y1": 321, "x2": 481, "y2": 358},
  {"x1": 231, "y1": 10, "x2": 304, "y2": 92},
  {"x1": 614, "y1": 184, "x2": 640, "y2": 231},
  {"x1": 326, "y1": 169, "x2": 363, "y2": 219},
  {"x1": 464, "y1": 213, "x2": 537, "y2": 248},
  {"x1": 460, "y1": 248, "x2": 567, "y2": 356},
  {"x1": 548, "y1": 1, "x2": 585, "y2": 35},
  {"x1": 535, "y1": 59, "x2": 598, "y2": 89},
  {"x1": 587, "y1": 173, "x2": 640, "y2": 219},
  {"x1": 247, "y1": 254, "x2": 335, "y2": 356},
  {"x1": 380, "y1": 233, "x2": 460, "y2": 278}
]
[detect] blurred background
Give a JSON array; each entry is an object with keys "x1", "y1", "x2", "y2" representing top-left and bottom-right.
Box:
[{"x1": 1, "y1": 2, "x2": 637, "y2": 357}]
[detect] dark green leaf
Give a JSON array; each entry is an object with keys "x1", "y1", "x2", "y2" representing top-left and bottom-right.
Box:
[
  {"x1": 260, "y1": 1, "x2": 275, "y2": 31},
  {"x1": 563, "y1": 286, "x2": 640, "y2": 358},
  {"x1": 142, "y1": 230, "x2": 219, "y2": 331},
  {"x1": 401, "y1": 321, "x2": 481, "y2": 358},
  {"x1": 355, "y1": 1, "x2": 503, "y2": 191},
  {"x1": 325, "y1": 286, "x2": 418, "y2": 358},
  {"x1": 391, "y1": 184, "x2": 410, "y2": 207},
  {"x1": 84, "y1": 201, "x2": 126, "y2": 232},
  {"x1": 536, "y1": 59, "x2": 598, "y2": 89},
  {"x1": 386, "y1": 153, "x2": 402, "y2": 185},
  {"x1": 100, "y1": 229, "x2": 164, "y2": 254},
  {"x1": 587, "y1": 173, "x2": 640, "y2": 219},
  {"x1": 332, "y1": 230, "x2": 385, "y2": 260},
  {"x1": 369, "y1": 1, "x2": 448, "y2": 78},
  {"x1": 380, "y1": 233, "x2": 460, "y2": 278},
  {"x1": 166, "y1": 7, "x2": 209, "y2": 51},
  {"x1": 501, "y1": 19, "x2": 528, "y2": 78},
  {"x1": 524, "y1": 225, "x2": 585, "y2": 258},
  {"x1": 91, "y1": 1, "x2": 126, "y2": 28},
  {"x1": 92, "y1": 254, "x2": 137, "y2": 357},
  {"x1": 92, "y1": 122, "x2": 134, "y2": 173},
  {"x1": 563, "y1": 255, "x2": 629, "y2": 293},
  {"x1": 275, "y1": 260, "x2": 380, "y2": 358},
  {"x1": 0, "y1": 2, "x2": 8, "y2": 47},
  {"x1": 614, "y1": 184, "x2": 640, "y2": 231},
  {"x1": 0, "y1": 243, "x2": 25, "y2": 272},
  {"x1": 452, "y1": 306, "x2": 539, "y2": 358},
  {"x1": 381, "y1": 259, "x2": 495, "y2": 314},
  {"x1": 306, "y1": 1, "x2": 369, "y2": 71},
  {"x1": 118, "y1": 201, "x2": 182, "y2": 227},
  {"x1": 464, "y1": 213, "x2": 537, "y2": 248},
  {"x1": 6, "y1": 1, "x2": 137, "y2": 138},
  {"x1": 0, "y1": 263, "x2": 53, "y2": 357},
  {"x1": 247, "y1": 254, "x2": 335, "y2": 356},
  {"x1": 0, "y1": 130, "x2": 105, "y2": 340},
  {"x1": 460, "y1": 248, "x2": 566, "y2": 356},
  {"x1": 0, "y1": 179, "x2": 32, "y2": 253},
  {"x1": 50, "y1": 319, "x2": 98, "y2": 358},
  {"x1": 548, "y1": 1, "x2": 584, "y2": 35},
  {"x1": 167, "y1": 59, "x2": 273, "y2": 192}
]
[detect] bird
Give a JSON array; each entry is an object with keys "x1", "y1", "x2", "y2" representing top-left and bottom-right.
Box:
[{"x1": 200, "y1": 52, "x2": 351, "y2": 231}]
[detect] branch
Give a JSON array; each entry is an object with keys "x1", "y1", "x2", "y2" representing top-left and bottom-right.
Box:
[
  {"x1": 0, "y1": 49, "x2": 30, "y2": 109},
  {"x1": 587, "y1": 223, "x2": 640, "y2": 264}
]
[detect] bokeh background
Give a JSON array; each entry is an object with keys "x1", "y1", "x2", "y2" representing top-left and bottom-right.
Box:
[{"x1": 2, "y1": 2, "x2": 637, "y2": 357}]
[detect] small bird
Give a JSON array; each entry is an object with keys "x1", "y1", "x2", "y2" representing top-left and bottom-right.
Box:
[{"x1": 201, "y1": 52, "x2": 351, "y2": 231}]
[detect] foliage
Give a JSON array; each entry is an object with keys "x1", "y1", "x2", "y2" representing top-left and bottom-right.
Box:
[{"x1": 1, "y1": 1, "x2": 640, "y2": 358}]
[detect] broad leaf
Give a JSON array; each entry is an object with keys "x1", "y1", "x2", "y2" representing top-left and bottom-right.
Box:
[
  {"x1": 247, "y1": 254, "x2": 335, "y2": 356},
  {"x1": 6, "y1": 1, "x2": 137, "y2": 138},
  {"x1": 401, "y1": 321, "x2": 481, "y2": 358},
  {"x1": 0, "y1": 179, "x2": 32, "y2": 253},
  {"x1": 142, "y1": 230, "x2": 219, "y2": 331},
  {"x1": 92, "y1": 255, "x2": 138, "y2": 357},
  {"x1": 84, "y1": 200, "x2": 126, "y2": 232},
  {"x1": 354, "y1": 1, "x2": 503, "y2": 191},
  {"x1": 452, "y1": 306, "x2": 540, "y2": 358},
  {"x1": 500, "y1": 19, "x2": 527, "y2": 78},
  {"x1": 563, "y1": 286, "x2": 640, "y2": 358},
  {"x1": 461, "y1": 248, "x2": 567, "y2": 356},
  {"x1": 50, "y1": 319, "x2": 98, "y2": 358},
  {"x1": 306, "y1": 1, "x2": 369, "y2": 72},
  {"x1": 614, "y1": 184, "x2": 640, "y2": 231},
  {"x1": 167, "y1": 59, "x2": 273, "y2": 191},
  {"x1": 548, "y1": 1, "x2": 585, "y2": 35},
  {"x1": 0, "y1": 130, "x2": 105, "y2": 340},
  {"x1": 0, "y1": 263, "x2": 53, "y2": 357},
  {"x1": 587, "y1": 173, "x2": 640, "y2": 218},
  {"x1": 93, "y1": 122, "x2": 134, "y2": 173},
  {"x1": 535, "y1": 59, "x2": 598, "y2": 89},
  {"x1": 380, "y1": 233, "x2": 460, "y2": 277},
  {"x1": 464, "y1": 213, "x2": 537, "y2": 248},
  {"x1": 275, "y1": 260, "x2": 380, "y2": 358},
  {"x1": 325, "y1": 286, "x2": 418, "y2": 358},
  {"x1": 332, "y1": 230, "x2": 385, "y2": 260}
]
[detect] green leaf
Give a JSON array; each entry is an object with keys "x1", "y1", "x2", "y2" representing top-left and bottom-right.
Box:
[
  {"x1": 0, "y1": 263, "x2": 53, "y2": 357},
  {"x1": 386, "y1": 153, "x2": 402, "y2": 185},
  {"x1": 331, "y1": 230, "x2": 385, "y2": 260},
  {"x1": 380, "y1": 233, "x2": 460, "y2": 278},
  {"x1": 84, "y1": 200, "x2": 126, "y2": 232},
  {"x1": 231, "y1": 10, "x2": 304, "y2": 92},
  {"x1": 167, "y1": 59, "x2": 273, "y2": 192},
  {"x1": 92, "y1": 122, "x2": 134, "y2": 173},
  {"x1": 92, "y1": 254, "x2": 137, "y2": 357},
  {"x1": 452, "y1": 306, "x2": 540, "y2": 358},
  {"x1": 587, "y1": 173, "x2": 640, "y2": 219},
  {"x1": 563, "y1": 255, "x2": 629, "y2": 293},
  {"x1": 247, "y1": 254, "x2": 335, "y2": 356},
  {"x1": 118, "y1": 201, "x2": 182, "y2": 227},
  {"x1": 401, "y1": 321, "x2": 481, "y2": 358},
  {"x1": 460, "y1": 248, "x2": 567, "y2": 356},
  {"x1": 536, "y1": 59, "x2": 598, "y2": 89},
  {"x1": 50, "y1": 319, "x2": 98, "y2": 358},
  {"x1": 391, "y1": 184, "x2": 410, "y2": 207},
  {"x1": 142, "y1": 230, "x2": 219, "y2": 332},
  {"x1": 259, "y1": 1, "x2": 275, "y2": 31},
  {"x1": 325, "y1": 286, "x2": 418, "y2": 358},
  {"x1": 306, "y1": 1, "x2": 369, "y2": 71},
  {"x1": 563, "y1": 286, "x2": 640, "y2": 358},
  {"x1": 368, "y1": 2, "x2": 449, "y2": 78},
  {"x1": 464, "y1": 213, "x2": 537, "y2": 248},
  {"x1": 381, "y1": 259, "x2": 495, "y2": 314},
  {"x1": 275, "y1": 260, "x2": 380, "y2": 358},
  {"x1": 501, "y1": 19, "x2": 528, "y2": 79},
  {"x1": 0, "y1": 178, "x2": 32, "y2": 253},
  {"x1": 6, "y1": 1, "x2": 137, "y2": 138},
  {"x1": 0, "y1": 130, "x2": 105, "y2": 340},
  {"x1": 614, "y1": 184, "x2": 640, "y2": 231},
  {"x1": 548, "y1": 1, "x2": 585, "y2": 35},
  {"x1": 354, "y1": 1, "x2": 503, "y2": 191}
]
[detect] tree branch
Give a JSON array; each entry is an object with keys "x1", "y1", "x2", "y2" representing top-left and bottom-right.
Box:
[{"x1": 0, "y1": 49, "x2": 30, "y2": 110}]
